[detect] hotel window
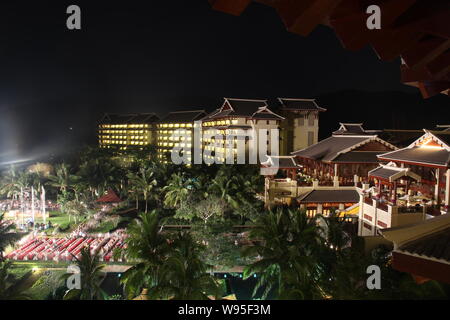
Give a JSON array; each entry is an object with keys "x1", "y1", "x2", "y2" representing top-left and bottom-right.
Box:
[
  {"x1": 297, "y1": 117, "x2": 304, "y2": 126},
  {"x1": 308, "y1": 131, "x2": 314, "y2": 146}
]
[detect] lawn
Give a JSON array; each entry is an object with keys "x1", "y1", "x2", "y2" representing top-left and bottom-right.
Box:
[{"x1": 34, "y1": 211, "x2": 83, "y2": 234}]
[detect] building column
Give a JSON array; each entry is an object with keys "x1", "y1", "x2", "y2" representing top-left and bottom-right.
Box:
[
  {"x1": 317, "y1": 204, "x2": 323, "y2": 214},
  {"x1": 445, "y1": 169, "x2": 450, "y2": 208},
  {"x1": 334, "y1": 163, "x2": 339, "y2": 179},
  {"x1": 435, "y1": 168, "x2": 441, "y2": 205}
]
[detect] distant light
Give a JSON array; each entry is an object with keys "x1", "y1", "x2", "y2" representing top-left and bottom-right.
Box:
[
  {"x1": 224, "y1": 274, "x2": 227, "y2": 278},
  {"x1": 118, "y1": 273, "x2": 121, "y2": 278},
  {"x1": 253, "y1": 274, "x2": 257, "y2": 278}
]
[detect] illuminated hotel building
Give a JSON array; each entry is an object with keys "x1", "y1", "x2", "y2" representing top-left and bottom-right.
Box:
[
  {"x1": 201, "y1": 98, "x2": 284, "y2": 163},
  {"x1": 98, "y1": 113, "x2": 159, "y2": 150},
  {"x1": 156, "y1": 110, "x2": 207, "y2": 163}
]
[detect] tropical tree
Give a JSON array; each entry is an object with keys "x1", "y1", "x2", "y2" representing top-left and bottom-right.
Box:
[
  {"x1": 62, "y1": 246, "x2": 106, "y2": 300},
  {"x1": 163, "y1": 173, "x2": 190, "y2": 209},
  {"x1": 59, "y1": 199, "x2": 88, "y2": 224},
  {"x1": 0, "y1": 261, "x2": 31, "y2": 300},
  {"x1": 243, "y1": 208, "x2": 325, "y2": 300},
  {"x1": 47, "y1": 163, "x2": 78, "y2": 193},
  {"x1": 121, "y1": 210, "x2": 171, "y2": 298},
  {"x1": 0, "y1": 166, "x2": 21, "y2": 205},
  {"x1": 0, "y1": 213, "x2": 21, "y2": 261},
  {"x1": 127, "y1": 167, "x2": 157, "y2": 213},
  {"x1": 149, "y1": 232, "x2": 221, "y2": 300}
]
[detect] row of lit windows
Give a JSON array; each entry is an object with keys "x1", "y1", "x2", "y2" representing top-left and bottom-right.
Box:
[
  {"x1": 99, "y1": 130, "x2": 148, "y2": 134},
  {"x1": 158, "y1": 136, "x2": 192, "y2": 141},
  {"x1": 99, "y1": 135, "x2": 148, "y2": 140},
  {"x1": 101, "y1": 124, "x2": 149, "y2": 129},
  {"x1": 157, "y1": 142, "x2": 192, "y2": 147},
  {"x1": 157, "y1": 123, "x2": 193, "y2": 128},
  {"x1": 203, "y1": 120, "x2": 236, "y2": 127},
  {"x1": 100, "y1": 140, "x2": 148, "y2": 145}
]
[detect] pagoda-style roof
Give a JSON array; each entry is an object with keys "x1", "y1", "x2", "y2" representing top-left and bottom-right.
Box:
[
  {"x1": 160, "y1": 110, "x2": 207, "y2": 124},
  {"x1": 298, "y1": 190, "x2": 359, "y2": 204},
  {"x1": 203, "y1": 98, "x2": 284, "y2": 121},
  {"x1": 378, "y1": 130, "x2": 450, "y2": 168},
  {"x1": 99, "y1": 113, "x2": 159, "y2": 124},
  {"x1": 369, "y1": 163, "x2": 421, "y2": 182},
  {"x1": 277, "y1": 98, "x2": 326, "y2": 112},
  {"x1": 292, "y1": 124, "x2": 396, "y2": 163},
  {"x1": 332, "y1": 123, "x2": 381, "y2": 136}
]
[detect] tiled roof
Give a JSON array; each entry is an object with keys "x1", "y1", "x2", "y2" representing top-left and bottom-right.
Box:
[
  {"x1": 378, "y1": 147, "x2": 450, "y2": 167},
  {"x1": 277, "y1": 98, "x2": 326, "y2": 111},
  {"x1": 291, "y1": 136, "x2": 371, "y2": 162},
  {"x1": 332, "y1": 123, "x2": 380, "y2": 136},
  {"x1": 160, "y1": 110, "x2": 207, "y2": 123},
  {"x1": 399, "y1": 227, "x2": 450, "y2": 263},
  {"x1": 298, "y1": 190, "x2": 359, "y2": 203},
  {"x1": 99, "y1": 113, "x2": 159, "y2": 124},
  {"x1": 203, "y1": 98, "x2": 284, "y2": 121}
]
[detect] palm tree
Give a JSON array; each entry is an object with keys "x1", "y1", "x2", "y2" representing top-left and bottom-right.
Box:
[
  {"x1": 121, "y1": 210, "x2": 171, "y2": 298},
  {"x1": 0, "y1": 261, "x2": 31, "y2": 300},
  {"x1": 0, "y1": 166, "x2": 20, "y2": 206},
  {"x1": 127, "y1": 167, "x2": 157, "y2": 213},
  {"x1": 47, "y1": 163, "x2": 78, "y2": 193},
  {"x1": 162, "y1": 173, "x2": 190, "y2": 209},
  {"x1": 243, "y1": 208, "x2": 325, "y2": 300},
  {"x1": 149, "y1": 232, "x2": 221, "y2": 300},
  {"x1": 0, "y1": 213, "x2": 21, "y2": 261},
  {"x1": 62, "y1": 246, "x2": 106, "y2": 300}
]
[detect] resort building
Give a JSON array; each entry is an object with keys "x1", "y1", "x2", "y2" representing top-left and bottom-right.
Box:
[
  {"x1": 201, "y1": 98, "x2": 284, "y2": 164},
  {"x1": 291, "y1": 123, "x2": 397, "y2": 186},
  {"x1": 156, "y1": 110, "x2": 207, "y2": 163},
  {"x1": 277, "y1": 98, "x2": 326, "y2": 155},
  {"x1": 98, "y1": 113, "x2": 160, "y2": 150},
  {"x1": 358, "y1": 129, "x2": 450, "y2": 237}
]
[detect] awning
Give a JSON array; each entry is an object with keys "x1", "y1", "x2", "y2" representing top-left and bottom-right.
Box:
[{"x1": 368, "y1": 164, "x2": 421, "y2": 183}]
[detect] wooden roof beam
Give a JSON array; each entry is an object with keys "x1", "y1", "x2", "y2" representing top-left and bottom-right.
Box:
[
  {"x1": 370, "y1": 27, "x2": 423, "y2": 61},
  {"x1": 275, "y1": 0, "x2": 344, "y2": 36},
  {"x1": 402, "y1": 37, "x2": 450, "y2": 69},
  {"x1": 418, "y1": 80, "x2": 450, "y2": 99},
  {"x1": 330, "y1": 0, "x2": 417, "y2": 51}
]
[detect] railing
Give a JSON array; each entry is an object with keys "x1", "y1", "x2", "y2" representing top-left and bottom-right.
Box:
[{"x1": 398, "y1": 206, "x2": 423, "y2": 214}]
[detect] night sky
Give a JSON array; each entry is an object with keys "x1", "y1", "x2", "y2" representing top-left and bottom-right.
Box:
[{"x1": 0, "y1": 1, "x2": 448, "y2": 166}]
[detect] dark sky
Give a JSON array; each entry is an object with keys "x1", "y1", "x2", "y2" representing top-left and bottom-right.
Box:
[{"x1": 0, "y1": 1, "x2": 447, "y2": 165}]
